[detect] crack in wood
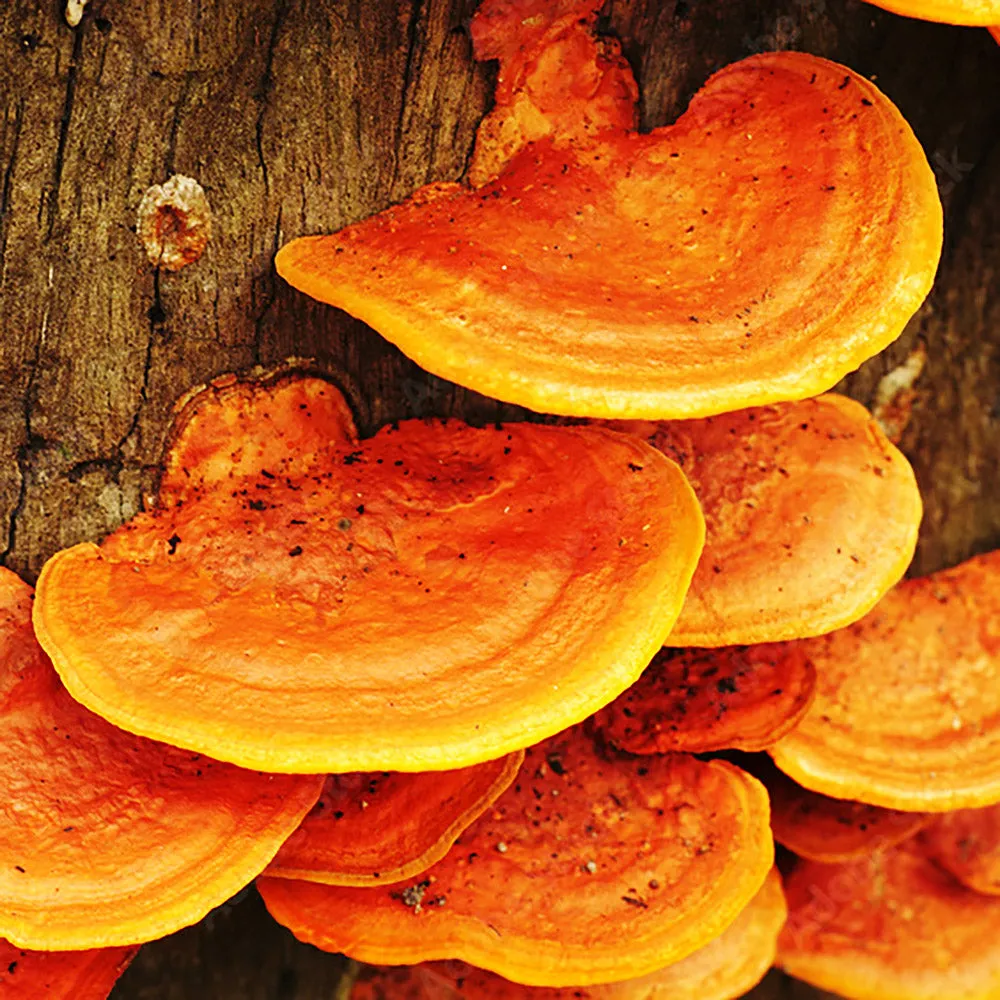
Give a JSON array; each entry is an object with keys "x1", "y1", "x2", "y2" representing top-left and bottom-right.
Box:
[
  {"x1": 0, "y1": 98, "x2": 25, "y2": 280},
  {"x1": 46, "y1": 27, "x2": 84, "y2": 240},
  {"x1": 254, "y1": 0, "x2": 293, "y2": 195},
  {"x1": 391, "y1": 0, "x2": 427, "y2": 194}
]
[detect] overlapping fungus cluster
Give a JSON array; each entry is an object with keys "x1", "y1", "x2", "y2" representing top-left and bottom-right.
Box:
[{"x1": 4, "y1": 1, "x2": 998, "y2": 998}]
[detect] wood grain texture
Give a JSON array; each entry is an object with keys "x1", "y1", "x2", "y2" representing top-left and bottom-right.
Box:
[{"x1": 1, "y1": 0, "x2": 997, "y2": 996}]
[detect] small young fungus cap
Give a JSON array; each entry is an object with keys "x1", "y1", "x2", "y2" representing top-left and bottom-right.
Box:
[
  {"x1": 922, "y1": 804, "x2": 1000, "y2": 896},
  {"x1": 266, "y1": 754, "x2": 523, "y2": 887},
  {"x1": 753, "y1": 758, "x2": 931, "y2": 863},
  {"x1": 259, "y1": 724, "x2": 773, "y2": 987},
  {"x1": 770, "y1": 550, "x2": 1000, "y2": 812},
  {"x1": 33, "y1": 371, "x2": 704, "y2": 773},
  {"x1": 0, "y1": 568, "x2": 322, "y2": 950},
  {"x1": 594, "y1": 644, "x2": 816, "y2": 755}
]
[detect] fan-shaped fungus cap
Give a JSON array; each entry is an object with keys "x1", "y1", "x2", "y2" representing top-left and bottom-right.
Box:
[
  {"x1": 770, "y1": 550, "x2": 1000, "y2": 812},
  {"x1": 351, "y1": 866, "x2": 785, "y2": 999},
  {"x1": 258, "y1": 724, "x2": 773, "y2": 987},
  {"x1": 33, "y1": 371, "x2": 704, "y2": 774},
  {"x1": 0, "y1": 568, "x2": 322, "y2": 949},
  {"x1": 779, "y1": 843, "x2": 1000, "y2": 999},
  {"x1": 594, "y1": 644, "x2": 816, "y2": 755},
  {"x1": 0, "y1": 940, "x2": 136, "y2": 999},
  {"x1": 863, "y1": 0, "x2": 1000, "y2": 24},
  {"x1": 922, "y1": 804, "x2": 1000, "y2": 895},
  {"x1": 276, "y1": 6, "x2": 941, "y2": 420},
  {"x1": 266, "y1": 754, "x2": 523, "y2": 886},
  {"x1": 754, "y1": 758, "x2": 931, "y2": 863},
  {"x1": 613, "y1": 394, "x2": 921, "y2": 645}
]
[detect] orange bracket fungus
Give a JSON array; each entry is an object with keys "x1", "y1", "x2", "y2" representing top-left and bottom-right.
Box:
[
  {"x1": 0, "y1": 940, "x2": 135, "y2": 999},
  {"x1": 465, "y1": 0, "x2": 639, "y2": 187},
  {"x1": 756, "y1": 759, "x2": 932, "y2": 863},
  {"x1": 275, "y1": 2, "x2": 941, "y2": 419},
  {"x1": 770, "y1": 549, "x2": 1000, "y2": 812},
  {"x1": 863, "y1": 0, "x2": 1000, "y2": 24},
  {"x1": 594, "y1": 644, "x2": 816, "y2": 755},
  {"x1": 779, "y1": 843, "x2": 1000, "y2": 999},
  {"x1": 0, "y1": 568, "x2": 323, "y2": 950},
  {"x1": 258, "y1": 724, "x2": 773, "y2": 987},
  {"x1": 922, "y1": 804, "x2": 1000, "y2": 895},
  {"x1": 613, "y1": 394, "x2": 921, "y2": 646},
  {"x1": 33, "y1": 370, "x2": 704, "y2": 773},
  {"x1": 267, "y1": 753, "x2": 523, "y2": 886},
  {"x1": 350, "y1": 866, "x2": 786, "y2": 999}
]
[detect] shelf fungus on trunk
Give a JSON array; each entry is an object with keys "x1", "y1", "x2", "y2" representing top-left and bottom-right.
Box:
[
  {"x1": 770, "y1": 550, "x2": 1000, "y2": 812},
  {"x1": 778, "y1": 843, "x2": 1000, "y2": 999},
  {"x1": 0, "y1": 939, "x2": 136, "y2": 999},
  {"x1": 593, "y1": 644, "x2": 816, "y2": 755},
  {"x1": 610, "y1": 394, "x2": 921, "y2": 646},
  {"x1": 258, "y1": 724, "x2": 773, "y2": 988},
  {"x1": 275, "y1": 0, "x2": 941, "y2": 420},
  {"x1": 0, "y1": 568, "x2": 323, "y2": 950},
  {"x1": 349, "y1": 866, "x2": 785, "y2": 999},
  {"x1": 922, "y1": 804, "x2": 1000, "y2": 896},
  {"x1": 32, "y1": 370, "x2": 704, "y2": 774},
  {"x1": 752, "y1": 758, "x2": 932, "y2": 863},
  {"x1": 862, "y1": 0, "x2": 1000, "y2": 24},
  {"x1": 266, "y1": 754, "x2": 523, "y2": 886}
]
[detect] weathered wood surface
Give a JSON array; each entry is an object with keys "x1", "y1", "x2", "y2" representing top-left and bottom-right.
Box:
[{"x1": 0, "y1": 0, "x2": 997, "y2": 996}]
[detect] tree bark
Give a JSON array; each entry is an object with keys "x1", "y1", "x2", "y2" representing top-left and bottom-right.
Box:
[{"x1": 0, "y1": 0, "x2": 997, "y2": 996}]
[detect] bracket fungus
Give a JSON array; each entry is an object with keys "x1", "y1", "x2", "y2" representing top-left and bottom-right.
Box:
[
  {"x1": 613, "y1": 394, "x2": 921, "y2": 646},
  {"x1": 33, "y1": 371, "x2": 704, "y2": 774},
  {"x1": 350, "y1": 866, "x2": 785, "y2": 999},
  {"x1": 757, "y1": 760, "x2": 932, "y2": 863},
  {"x1": 258, "y1": 725, "x2": 773, "y2": 987},
  {"x1": 0, "y1": 940, "x2": 135, "y2": 999},
  {"x1": 922, "y1": 804, "x2": 1000, "y2": 895},
  {"x1": 267, "y1": 753, "x2": 523, "y2": 886},
  {"x1": 863, "y1": 0, "x2": 1000, "y2": 23},
  {"x1": 770, "y1": 549, "x2": 1000, "y2": 812},
  {"x1": 0, "y1": 568, "x2": 322, "y2": 950},
  {"x1": 466, "y1": 0, "x2": 639, "y2": 187},
  {"x1": 276, "y1": 0, "x2": 941, "y2": 419},
  {"x1": 779, "y1": 843, "x2": 1000, "y2": 999},
  {"x1": 594, "y1": 644, "x2": 816, "y2": 755}
]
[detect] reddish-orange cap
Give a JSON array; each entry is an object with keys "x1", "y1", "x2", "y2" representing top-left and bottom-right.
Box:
[
  {"x1": 754, "y1": 759, "x2": 932, "y2": 863},
  {"x1": 259, "y1": 725, "x2": 773, "y2": 987},
  {"x1": 771, "y1": 550, "x2": 1000, "y2": 812},
  {"x1": 277, "y1": 44, "x2": 941, "y2": 419},
  {"x1": 863, "y1": 0, "x2": 1000, "y2": 24},
  {"x1": 612, "y1": 394, "x2": 922, "y2": 646},
  {"x1": 0, "y1": 567, "x2": 322, "y2": 950},
  {"x1": 350, "y1": 866, "x2": 786, "y2": 999},
  {"x1": 266, "y1": 754, "x2": 523, "y2": 887},
  {"x1": 34, "y1": 371, "x2": 704, "y2": 774},
  {"x1": 922, "y1": 804, "x2": 1000, "y2": 896},
  {"x1": 467, "y1": 0, "x2": 638, "y2": 185},
  {"x1": 0, "y1": 940, "x2": 136, "y2": 999},
  {"x1": 594, "y1": 644, "x2": 816, "y2": 755},
  {"x1": 779, "y1": 843, "x2": 1000, "y2": 998}
]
